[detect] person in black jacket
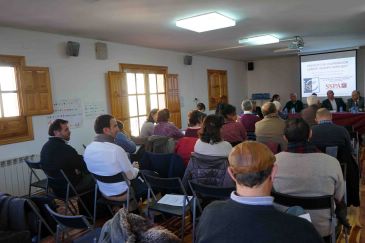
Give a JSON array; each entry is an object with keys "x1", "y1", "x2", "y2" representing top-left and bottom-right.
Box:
[
  {"x1": 196, "y1": 141, "x2": 323, "y2": 243},
  {"x1": 41, "y1": 119, "x2": 94, "y2": 214},
  {"x1": 322, "y1": 90, "x2": 346, "y2": 112},
  {"x1": 283, "y1": 93, "x2": 304, "y2": 113}
]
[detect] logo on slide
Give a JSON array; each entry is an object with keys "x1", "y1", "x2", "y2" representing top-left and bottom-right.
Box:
[{"x1": 304, "y1": 78, "x2": 320, "y2": 93}]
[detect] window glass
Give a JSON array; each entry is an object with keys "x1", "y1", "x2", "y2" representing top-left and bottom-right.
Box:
[
  {"x1": 0, "y1": 67, "x2": 17, "y2": 91},
  {"x1": 130, "y1": 117, "x2": 139, "y2": 137},
  {"x1": 157, "y1": 74, "x2": 165, "y2": 93},
  {"x1": 150, "y1": 94, "x2": 158, "y2": 110},
  {"x1": 148, "y1": 74, "x2": 157, "y2": 93},
  {"x1": 128, "y1": 95, "x2": 138, "y2": 117},
  {"x1": 136, "y1": 73, "x2": 145, "y2": 94},
  {"x1": 137, "y1": 95, "x2": 146, "y2": 115},
  {"x1": 127, "y1": 73, "x2": 136, "y2": 94},
  {"x1": 2, "y1": 93, "x2": 19, "y2": 117},
  {"x1": 158, "y1": 94, "x2": 166, "y2": 109}
]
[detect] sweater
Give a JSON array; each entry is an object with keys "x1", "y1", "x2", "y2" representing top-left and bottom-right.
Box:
[{"x1": 196, "y1": 199, "x2": 323, "y2": 243}]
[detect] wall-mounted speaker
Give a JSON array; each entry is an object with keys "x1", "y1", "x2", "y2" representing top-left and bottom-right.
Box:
[
  {"x1": 95, "y1": 42, "x2": 108, "y2": 60},
  {"x1": 247, "y1": 61, "x2": 254, "y2": 71},
  {"x1": 66, "y1": 41, "x2": 80, "y2": 57},
  {"x1": 184, "y1": 55, "x2": 192, "y2": 65}
]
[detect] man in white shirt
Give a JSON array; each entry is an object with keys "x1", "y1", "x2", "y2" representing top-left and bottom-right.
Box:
[
  {"x1": 84, "y1": 114, "x2": 139, "y2": 201},
  {"x1": 322, "y1": 90, "x2": 346, "y2": 112}
]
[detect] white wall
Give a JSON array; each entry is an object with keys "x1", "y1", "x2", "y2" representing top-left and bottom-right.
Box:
[{"x1": 0, "y1": 27, "x2": 246, "y2": 160}]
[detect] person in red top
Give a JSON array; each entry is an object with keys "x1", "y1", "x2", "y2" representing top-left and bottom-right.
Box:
[{"x1": 221, "y1": 104, "x2": 247, "y2": 145}]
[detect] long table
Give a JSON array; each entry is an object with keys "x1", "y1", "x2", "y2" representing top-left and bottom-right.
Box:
[{"x1": 288, "y1": 112, "x2": 365, "y2": 134}]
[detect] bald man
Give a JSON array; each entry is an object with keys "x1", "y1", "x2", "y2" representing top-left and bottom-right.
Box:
[{"x1": 283, "y1": 93, "x2": 304, "y2": 113}]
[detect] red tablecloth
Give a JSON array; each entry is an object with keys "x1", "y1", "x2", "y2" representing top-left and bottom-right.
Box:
[{"x1": 288, "y1": 112, "x2": 365, "y2": 134}]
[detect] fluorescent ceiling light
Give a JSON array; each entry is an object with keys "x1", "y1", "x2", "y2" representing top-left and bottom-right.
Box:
[
  {"x1": 239, "y1": 35, "x2": 280, "y2": 45},
  {"x1": 176, "y1": 12, "x2": 236, "y2": 33}
]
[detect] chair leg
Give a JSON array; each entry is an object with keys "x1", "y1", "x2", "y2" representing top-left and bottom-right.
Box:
[{"x1": 192, "y1": 197, "x2": 196, "y2": 243}]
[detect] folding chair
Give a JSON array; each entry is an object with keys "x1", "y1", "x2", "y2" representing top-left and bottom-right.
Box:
[
  {"x1": 45, "y1": 204, "x2": 101, "y2": 243},
  {"x1": 141, "y1": 170, "x2": 191, "y2": 241},
  {"x1": 90, "y1": 171, "x2": 136, "y2": 225},
  {"x1": 44, "y1": 169, "x2": 93, "y2": 218},
  {"x1": 188, "y1": 180, "x2": 234, "y2": 243},
  {"x1": 271, "y1": 190, "x2": 336, "y2": 243},
  {"x1": 25, "y1": 159, "x2": 48, "y2": 197}
]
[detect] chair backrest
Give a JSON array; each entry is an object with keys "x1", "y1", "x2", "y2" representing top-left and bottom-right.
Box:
[
  {"x1": 140, "y1": 152, "x2": 185, "y2": 178},
  {"x1": 262, "y1": 141, "x2": 281, "y2": 154},
  {"x1": 145, "y1": 135, "x2": 175, "y2": 153},
  {"x1": 45, "y1": 204, "x2": 91, "y2": 230},
  {"x1": 90, "y1": 172, "x2": 129, "y2": 186},
  {"x1": 142, "y1": 171, "x2": 187, "y2": 195},
  {"x1": 25, "y1": 159, "x2": 42, "y2": 170},
  {"x1": 325, "y1": 146, "x2": 338, "y2": 158},
  {"x1": 271, "y1": 190, "x2": 333, "y2": 210},
  {"x1": 188, "y1": 180, "x2": 234, "y2": 200}
]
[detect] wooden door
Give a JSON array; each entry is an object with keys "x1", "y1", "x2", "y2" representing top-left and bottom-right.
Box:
[
  {"x1": 166, "y1": 74, "x2": 181, "y2": 128},
  {"x1": 207, "y1": 69, "x2": 228, "y2": 110}
]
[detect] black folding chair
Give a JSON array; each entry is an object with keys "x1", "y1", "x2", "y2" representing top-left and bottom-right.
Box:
[
  {"x1": 188, "y1": 180, "x2": 234, "y2": 243},
  {"x1": 90, "y1": 171, "x2": 136, "y2": 225},
  {"x1": 43, "y1": 169, "x2": 93, "y2": 219},
  {"x1": 272, "y1": 190, "x2": 336, "y2": 243},
  {"x1": 141, "y1": 170, "x2": 190, "y2": 241},
  {"x1": 25, "y1": 159, "x2": 48, "y2": 197},
  {"x1": 45, "y1": 204, "x2": 101, "y2": 243}
]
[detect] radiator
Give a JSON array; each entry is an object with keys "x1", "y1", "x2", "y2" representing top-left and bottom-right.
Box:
[{"x1": 0, "y1": 154, "x2": 45, "y2": 196}]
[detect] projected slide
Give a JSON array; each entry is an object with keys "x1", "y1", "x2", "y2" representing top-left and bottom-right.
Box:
[{"x1": 301, "y1": 51, "x2": 356, "y2": 98}]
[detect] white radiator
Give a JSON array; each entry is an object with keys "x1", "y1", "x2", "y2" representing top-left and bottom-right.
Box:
[{"x1": 0, "y1": 154, "x2": 45, "y2": 196}]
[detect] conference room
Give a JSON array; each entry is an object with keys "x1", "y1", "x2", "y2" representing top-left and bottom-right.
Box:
[{"x1": 0, "y1": 0, "x2": 364, "y2": 242}]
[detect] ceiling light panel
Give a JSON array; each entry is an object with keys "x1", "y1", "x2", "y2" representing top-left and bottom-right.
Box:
[
  {"x1": 239, "y1": 35, "x2": 280, "y2": 45},
  {"x1": 176, "y1": 12, "x2": 236, "y2": 33}
]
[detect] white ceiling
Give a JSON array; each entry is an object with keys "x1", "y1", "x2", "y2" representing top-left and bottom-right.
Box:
[{"x1": 1, "y1": 0, "x2": 365, "y2": 60}]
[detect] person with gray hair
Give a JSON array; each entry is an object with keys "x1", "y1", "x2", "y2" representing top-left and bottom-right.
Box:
[
  {"x1": 300, "y1": 95, "x2": 320, "y2": 126},
  {"x1": 255, "y1": 102, "x2": 286, "y2": 150},
  {"x1": 239, "y1": 100, "x2": 261, "y2": 132},
  {"x1": 283, "y1": 93, "x2": 304, "y2": 113}
]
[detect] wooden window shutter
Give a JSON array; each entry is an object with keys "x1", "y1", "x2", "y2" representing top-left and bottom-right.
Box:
[
  {"x1": 20, "y1": 66, "x2": 53, "y2": 115},
  {"x1": 107, "y1": 71, "x2": 131, "y2": 134},
  {"x1": 0, "y1": 116, "x2": 33, "y2": 145},
  {"x1": 166, "y1": 74, "x2": 181, "y2": 128}
]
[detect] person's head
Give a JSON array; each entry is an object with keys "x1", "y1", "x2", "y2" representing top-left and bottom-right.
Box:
[
  {"x1": 241, "y1": 100, "x2": 253, "y2": 112},
  {"x1": 315, "y1": 108, "x2": 332, "y2": 123},
  {"x1": 228, "y1": 141, "x2": 276, "y2": 192},
  {"x1": 196, "y1": 103, "x2": 206, "y2": 112},
  {"x1": 327, "y1": 90, "x2": 334, "y2": 100},
  {"x1": 199, "y1": 114, "x2": 224, "y2": 144},
  {"x1": 284, "y1": 118, "x2": 311, "y2": 143},
  {"x1": 116, "y1": 120, "x2": 124, "y2": 130},
  {"x1": 270, "y1": 94, "x2": 280, "y2": 102},
  {"x1": 307, "y1": 95, "x2": 319, "y2": 106},
  {"x1": 352, "y1": 90, "x2": 359, "y2": 101},
  {"x1": 147, "y1": 109, "x2": 159, "y2": 123},
  {"x1": 48, "y1": 119, "x2": 71, "y2": 141},
  {"x1": 261, "y1": 102, "x2": 277, "y2": 116},
  {"x1": 312, "y1": 93, "x2": 317, "y2": 96},
  {"x1": 94, "y1": 114, "x2": 119, "y2": 138},
  {"x1": 273, "y1": 101, "x2": 282, "y2": 112},
  {"x1": 188, "y1": 110, "x2": 206, "y2": 127},
  {"x1": 221, "y1": 104, "x2": 237, "y2": 121},
  {"x1": 289, "y1": 93, "x2": 297, "y2": 102},
  {"x1": 157, "y1": 109, "x2": 170, "y2": 123}
]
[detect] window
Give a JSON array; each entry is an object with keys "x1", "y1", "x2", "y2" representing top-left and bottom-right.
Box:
[
  {"x1": 108, "y1": 64, "x2": 168, "y2": 137},
  {"x1": 0, "y1": 55, "x2": 53, "y2": 145},
  {"x1": 0, "y1": 66, "x2": 20, "y2": 117}
]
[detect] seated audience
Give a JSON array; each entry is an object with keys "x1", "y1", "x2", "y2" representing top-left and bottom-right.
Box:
[
  {"x1": 300, "y1": 95, "x2": 320, "y2": 126},
  {"x1": 140, "y1": 109, "x2": 158, "y2": 138},
  {"x1": 347, "y1": 90, "x2": 364, "y2": 111},
  {"x1": 239, "y1": 99, "x2": 260, "y2": 132},
  {"x1": 283, "y1": 93, "x2": 303, "y2": 113},
  {"x1": 270, "y1": 94, "x2": 281, "y2": 102},
  {"x1": 153, "y1": 108, "x2": 184, "y2": 139},
  {"x1": 310, "y1": 108, "x2": 360, "y2": 207},
  {"x1": 175, "y1": 136, "x2": 198, "y2": 167},
  {"x1": 40, "y1": 119, "x2": 94, "y2": 213},
  {"x1": 84, "y1": 114, "x2": 140, "y2": 201},
  {"x1": 251, "y1": 100, "x2": 264, "y2": 118},
  {"x1": 185, "y1": 110, "x2": 206, "y2": 138},
  {"x1": 273, "y1": 100, "x2": 287, "y2": 120},
  {"x1": 274, "y1": 118, "x2": 346, "y2": 241},
  {"x1": 115, "y1": 120, "x2": 136, "y2": 153},
  {"x1": 221, "y1": 104, "x2": 247, "y2": 145},
  {"x1": 255, "y1": 102, "x2": 286, "y2": 150},
  {"x1": 194, "y1": 114, "x2": 232, "y2": 157},
  {"x1": 196, "y1": 102, "x2": 206, "y2": 113},
  {"x1": 196, "y1": 141, "x2": 323, "y2": 243},
  {"x1": 322, "y1": 90, "x2": 346, "y2": 112}
]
